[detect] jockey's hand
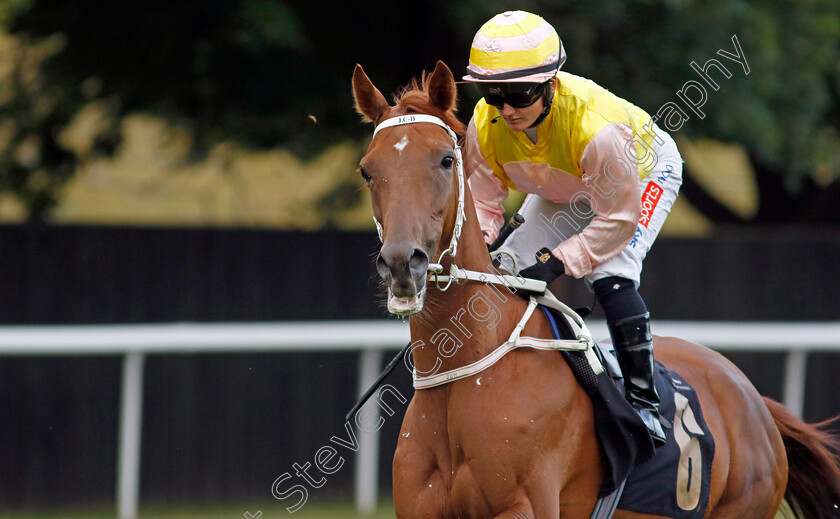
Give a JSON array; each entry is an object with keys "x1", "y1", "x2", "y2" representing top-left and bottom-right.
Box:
[{"x1": 518, "y1": 247, "x2": 565, "y2": 284}]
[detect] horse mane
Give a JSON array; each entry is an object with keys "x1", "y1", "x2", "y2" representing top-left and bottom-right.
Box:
[{"x1": 392, "y1": 73, "x2": 466, "y2": 137}]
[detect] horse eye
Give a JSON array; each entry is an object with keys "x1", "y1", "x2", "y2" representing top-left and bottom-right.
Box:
[
  {"x1": 359, "y1": 167, "x2": 371, "y2": 183},
  {"x1": 441, "y1": 156, "x2": 454, "y2": 170}
]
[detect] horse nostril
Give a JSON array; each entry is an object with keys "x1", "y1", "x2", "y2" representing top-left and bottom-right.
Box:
[
  {"x1": 376, "y1": 245, "x2": 428, "y2": 284},
  {"x1": 409, "y1": 248, "x2": 429, "y2": 277},
  {"x1": 376, "y1": 253, "x2": 391, "y2": 280}
]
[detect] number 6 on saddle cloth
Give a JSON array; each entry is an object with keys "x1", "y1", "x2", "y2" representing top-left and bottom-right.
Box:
[{"x1": 541, "y1": 306, "x2": 714, "y2": 518}]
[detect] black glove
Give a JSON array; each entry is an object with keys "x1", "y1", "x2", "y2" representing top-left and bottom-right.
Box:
[{"x1": 518, "y1": 247, "x2": 565, "y2": 284}]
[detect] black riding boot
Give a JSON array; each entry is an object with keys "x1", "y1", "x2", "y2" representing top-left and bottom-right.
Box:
[{"x1": 609, "y1": 313, "x2": 667, "y2": 446}]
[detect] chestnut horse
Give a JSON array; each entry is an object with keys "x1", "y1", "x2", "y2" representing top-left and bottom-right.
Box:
[{"x1": 353, "y1": 61, "x2": 840, "y2": 519}]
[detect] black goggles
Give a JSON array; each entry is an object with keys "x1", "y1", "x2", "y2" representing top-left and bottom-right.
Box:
[{"x1": 479, "y1": 82, "x2": 546, "y2": 109}]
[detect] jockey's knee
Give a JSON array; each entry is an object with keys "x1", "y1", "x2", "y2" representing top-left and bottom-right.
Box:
[{"x1": 593, "y1": 276, "x2": 647, "y2": 323}]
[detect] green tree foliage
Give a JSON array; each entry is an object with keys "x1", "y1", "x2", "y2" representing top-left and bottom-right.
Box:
[{"x1": 2, "y1": 0, "x2": 839, "y2": 223}]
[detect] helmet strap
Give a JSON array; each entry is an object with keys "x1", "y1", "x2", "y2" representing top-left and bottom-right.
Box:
[{"x1": 528, "y1": 80, "x2": 555, "y2": 128}]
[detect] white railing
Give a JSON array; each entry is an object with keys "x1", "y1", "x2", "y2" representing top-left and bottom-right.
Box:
[{"x1": 0, "y1": 320, "x2": 838, "y2": 519}]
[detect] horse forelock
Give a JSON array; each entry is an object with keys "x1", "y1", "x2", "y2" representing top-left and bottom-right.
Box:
[{"x1": 391, "y1": 75, "x2": 465, "y2": 137}]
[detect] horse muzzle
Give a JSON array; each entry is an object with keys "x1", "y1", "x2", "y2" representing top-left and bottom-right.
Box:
[{"x1": 376, "y1": 242, "x2": 430, "y2": 316}]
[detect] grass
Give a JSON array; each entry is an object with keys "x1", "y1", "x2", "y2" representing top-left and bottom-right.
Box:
[{"x1": 0, "y1": 500, "x2": 397, "y2": 519}]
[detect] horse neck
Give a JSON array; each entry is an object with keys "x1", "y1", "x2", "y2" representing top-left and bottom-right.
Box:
[{"x1": 408, "y1": 185, "x2": 528, "y2": 378}]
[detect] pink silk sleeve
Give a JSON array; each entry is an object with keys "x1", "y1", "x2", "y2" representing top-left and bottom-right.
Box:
[
  {"x1": 553, "y1": 123, "x2": 642, "y2": 278},
  {"x1": 464, "y1": 120, "x2": 508, "y2": 243}
]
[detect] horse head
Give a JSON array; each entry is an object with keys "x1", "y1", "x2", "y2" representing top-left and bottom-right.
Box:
[{"x1": 353, "y1": 61, "x2": 465, "y2": 316}]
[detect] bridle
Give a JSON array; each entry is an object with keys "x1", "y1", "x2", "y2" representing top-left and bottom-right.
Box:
[
  {"x1": 370, "y1": 113, "x2": 545, "y2": 293},
  {"x1": 372, "y1": 114, "x2": 465, "y2": 279},
  {"x1": 368, "y1": 112, "x2": 602, "y2": 389}
]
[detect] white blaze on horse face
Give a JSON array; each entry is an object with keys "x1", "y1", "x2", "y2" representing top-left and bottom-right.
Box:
[{"x1": 394, "y1": 135, "x2": 410, "y2": 153}]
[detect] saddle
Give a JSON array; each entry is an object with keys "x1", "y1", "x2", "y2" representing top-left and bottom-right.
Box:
[{"x1": 540, "y1": 304, "x2": 715, "y2": 519}]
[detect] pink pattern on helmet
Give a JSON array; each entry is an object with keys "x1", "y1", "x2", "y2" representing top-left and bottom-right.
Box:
[{"x1": 464, "y1": 11, "x2": 566, "y2": 83}]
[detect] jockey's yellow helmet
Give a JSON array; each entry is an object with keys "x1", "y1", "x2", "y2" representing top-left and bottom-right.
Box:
[{"x1": 464, "y1": 11, "x2": 566, "y2": 83}]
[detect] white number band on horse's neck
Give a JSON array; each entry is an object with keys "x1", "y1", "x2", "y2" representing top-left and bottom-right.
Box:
[{"x1": 371, "y1": 114, "x2": 466, "y2": 267}]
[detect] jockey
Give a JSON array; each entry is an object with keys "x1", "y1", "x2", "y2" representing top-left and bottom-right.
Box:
[{"x1": 463, "y1": 10, "x2": 683, "y2": 446}]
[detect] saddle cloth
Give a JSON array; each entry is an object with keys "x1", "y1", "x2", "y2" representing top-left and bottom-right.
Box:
[{"x1": 539, "y1": 306, "x2": 715, "y2": 518}]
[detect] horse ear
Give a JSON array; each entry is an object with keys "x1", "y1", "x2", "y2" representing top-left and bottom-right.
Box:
[
  {"x1": 427, "y1": 61, "x2": 457, "y2": 113},
  {"x1": 353, "y1": 64, "x2": 390, "y2": 124}
]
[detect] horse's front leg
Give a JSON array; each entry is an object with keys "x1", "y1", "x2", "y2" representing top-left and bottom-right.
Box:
[
  {"x1": 393, "y1": 402, "x2": 452, "y2": 518},
  {"x1": 491, "y1": 498, "x2": 538, "y2": 519},
  {"x1": 393, "y1": 455, "x2": 449, "y2": 519}
]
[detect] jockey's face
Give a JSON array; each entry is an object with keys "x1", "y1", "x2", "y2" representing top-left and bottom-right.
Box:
[
  {"x1": 480, "y1": 81, "x2": 549, "y2": 132},
  {"x1": 497, "y1": 97, "x2": 545, "y2": 132}
]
